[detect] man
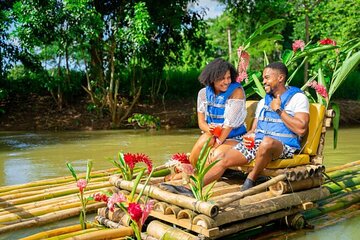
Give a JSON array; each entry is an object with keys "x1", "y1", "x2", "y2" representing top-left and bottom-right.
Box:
[{"x1": 204, "y1": 62, "x2": 310, "y2": 191}]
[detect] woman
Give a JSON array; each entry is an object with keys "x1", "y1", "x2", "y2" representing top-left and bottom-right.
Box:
[{"x1": 189, "y1": 57, "x2": 247, "y2": 165}]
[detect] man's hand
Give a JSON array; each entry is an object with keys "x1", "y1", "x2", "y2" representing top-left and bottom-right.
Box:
[{"x1": 270, "y1": 94, "x2": 281, "y2": 111}]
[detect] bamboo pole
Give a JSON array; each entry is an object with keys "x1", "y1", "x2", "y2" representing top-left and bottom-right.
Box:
[
  {"x1": 269, "y1": 177, "x2": 323, "y2": 196},
  {"x1": 214, "y1": 208, "x2": 301, "y2": 239},
  {"x1": 324, "y1": 176, "x2": 360, "y2": 193},
  {"x1": 20, "y1": 223, "x2": 95, "y2": 240},
  {"x1": 326, "y1": 165, "x2": 360, "y2": 179},
  {"x1": 0, "y1": 182, "x2": 111, "y2": 208},
  {"x1": 67, "y1": 227, "x2": 134, "y2": 240},
  {"x1": 0, "y1": 168, "x2": 119, "y2": 193},
  {"x1": 326, "y1": 160, "x2": 360, "y2": 173},
  {"x1": 146, "y1": 220, "x2": 199, "y2": 240},
  {"x1": 303, "y1": 190, "x2": 360, "y2": 219},
  {"x1": 0, "y1": 202, "x2": 104, "y2": 234},
  {"x1": 0, "y1": 181, "x2": 107, "y2": 201},
  {"x1": 0, "y1": 187, "x2": 112, "y2": 216},
  {"x1": 109, "y1": 176, "x2": 219, "y2": 218},
  {"x1": 46, "y1": 228, "x2": 99, "y2": 240},
  {"x1": 216, "y1": 174, "x2": 286, "y2": 207},
  {"x1": 212, "y1": 187, "x2": 330, "y2": 226}
]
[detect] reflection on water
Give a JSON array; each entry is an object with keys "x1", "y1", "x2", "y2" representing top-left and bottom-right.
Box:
[{"x1": 0, "y1": 127, "x2": 359, "y2": 239}]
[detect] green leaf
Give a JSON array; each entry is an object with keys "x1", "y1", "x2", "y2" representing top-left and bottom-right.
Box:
[
  {"x1": 135, "y1": 169, "x2": 153, "y2": 203},
  {"x1": 86, "y1": 160, "x2": 93, "y2": 182},
  {"x1": 252, "y1": 74, "x2": 266, "y2": 98},
  {"x1": 196, "y1": 137, "x2": 212, "y2": 173},
  {"x1": 263, "y1": 51, "x2": 269, "y2": 66},
  {"x1": 198, "y1": 160, "x2": 220, "y2": 180},
  {"x1": 243, "y1": 19, "x2": 284, "y2": 49},
  {"x1": 287, "y1": 56, "x2": 308, "y2": 85},
  {"x1": 66, "y1": 162, "x2": 78, "y2": 181},
  {"x1": 203, "y1": 180, "x2": 217, "y2": 201},
  {"x1": 328, "y1": 50, "x2": 360, "y2": 100},
  {"x1": 282, "y1": 49, "x2": 294, "y2": 65},
  {"x1": 331, "y1": 103, "x2": 340, "y2": 149},
  {"x1": 130, "y1": 168, "x2": 145, "y2": 201}
]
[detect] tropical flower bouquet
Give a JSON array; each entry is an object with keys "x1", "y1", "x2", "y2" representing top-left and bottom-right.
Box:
[{"x1": 93, "y1": 169, "x2": 154, "y2": 240}]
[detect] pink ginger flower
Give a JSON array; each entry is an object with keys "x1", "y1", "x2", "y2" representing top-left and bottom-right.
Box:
[
  {"x1": 292, "y1": 40, "x2": 305, "y2": 52},
  {"x1": 319, "y1": 38, "x2": 336, "y2": 46},
  {"x1": 107, "y1": 192, "x2": 126, "y2": 212},
  {"x1": 123, "y1": 153, "x2": 153, "y2": 173},
  {"x1": 141, "y1": 200, "x2": 155, "y2": 225},
  {"x1": 307, "y1": 81, "x2": 328, "y2": 98},
  {"x1": 128, "y1": 202, "x2": 143, "y2": 222},
  {"x1": 181, "y1": 163, "x2": 195, "y2": 175},
  {"x1": 236, "y1": 46, "x2": 250, "y2": 83},
  {"x1": 76, "y1": 179, "x2": 87, "y2": 193}
]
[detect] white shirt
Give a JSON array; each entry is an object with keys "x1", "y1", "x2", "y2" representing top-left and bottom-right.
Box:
[{"x1": 255, "y1": 92, "x2": 310, "y2": 118}]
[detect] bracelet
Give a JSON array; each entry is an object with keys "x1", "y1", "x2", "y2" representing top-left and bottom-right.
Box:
[{"x1": 215, "y1": 137, "x2": 223, "y2": 145}]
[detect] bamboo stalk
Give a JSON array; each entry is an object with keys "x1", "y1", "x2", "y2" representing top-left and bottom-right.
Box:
[
  {"x1": 0, "y1": 202, "x2": 104, "y2": 234},
  {"x1": 269, "y1": 177, "x2": 323, "y2": 196},
  {"x1": 326, "y1": 160, "x2": 360, "y2": 173},
  {"x1": 46, "y1": 228, "x2": 99, "y2": 240},
  {"x1": 216, "y1": 174, "x2": 286, "y2": 207},
  {"x1": 212, "y1": 187, "x2": 330, "y2": 226},
  {"x1": 0, "y1": 182, "x2": 111, "y2": 208},
  {"x1": 0, "y1": 181, "x2": 108, "y2": 201},
  {"x1": 324, "y1": 176, "x2": 360, "y2": 193},
  {"x1": 0, "y1": 187, "x2": 112, "y2": 216},
  {"x1": 109, "y1": 176, "x2": 219, "y2": 218},
  {"x1": 20, "y1": 223, "x2": 94, "y2": 240},
  {"x1": 0, "y1": 168, "x2": 119, "y2": 193},
  {"x1": 303, "y1": 190, "x2": 360, "y2": 219},
  {"x1": 326, "y1": 165, "x2": 360, "y2": 179},
  {"x1": 66, "y1": 227, "x2": 134, "y2": 240},
  {"x1": 146, "y1": 220, "x2": 199, "y2": 240}
]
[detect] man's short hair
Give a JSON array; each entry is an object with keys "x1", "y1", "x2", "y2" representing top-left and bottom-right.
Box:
[{"x1": 265, "y1": 62, "x2": 288, "y2": 80}]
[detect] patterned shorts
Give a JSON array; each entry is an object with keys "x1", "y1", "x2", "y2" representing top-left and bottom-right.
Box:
[{"x1": 233, "y1": 137, "x2": 297, "y2": 163}]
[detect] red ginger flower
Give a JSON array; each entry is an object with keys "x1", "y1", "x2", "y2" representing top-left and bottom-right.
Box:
[
  {"x1": 292, "y1": 40, "x2": 305, "y2": 52},
  {"x1": 308, "y1": 81, "x2": 328, "y2": 98},
  {"x1": 93, "y1": 192, "x2": 109, "y2": 203},
  {"x1": 319, "y1": 38, "x2": 336, "y2": 46},
  {"x1": 128, "y1": 202, "x2": 143, "y2": 222},
  {"x1": 76, "y1": 179, "x2": 87, "y2": 193},
  {"x1": 123, "y1": 153, "x2": 153, "y2": 173},
  {"x1": 171, "y1": 153, "x2": 190, "y2": 164}
]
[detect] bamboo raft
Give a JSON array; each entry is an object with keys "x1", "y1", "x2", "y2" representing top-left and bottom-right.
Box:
[{"x1": 0, "y1": 101, "x2": 359, "y2": 239}]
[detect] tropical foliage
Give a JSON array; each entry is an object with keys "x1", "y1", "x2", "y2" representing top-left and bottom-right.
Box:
[{"x1": 189, "y1": 137, "x2": 219, "y2": 201}]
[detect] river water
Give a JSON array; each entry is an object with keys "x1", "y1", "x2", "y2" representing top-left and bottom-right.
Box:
[{"x1": 0, "y1": 128, "x2": 359, "y2": 239}]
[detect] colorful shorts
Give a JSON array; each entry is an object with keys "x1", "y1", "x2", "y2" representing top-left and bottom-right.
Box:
[{"x1": 233, "y1": 137, "x2": 297, "y2": 163}]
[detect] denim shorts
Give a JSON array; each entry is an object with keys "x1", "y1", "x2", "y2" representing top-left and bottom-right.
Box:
[{"x1": 233, "y1": 137, "x2": 297, "y2": 163}]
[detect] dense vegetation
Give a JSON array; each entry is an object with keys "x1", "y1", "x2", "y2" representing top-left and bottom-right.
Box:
[{"x1": 0, "y1": 0, "x2": 359, "y2": 128}]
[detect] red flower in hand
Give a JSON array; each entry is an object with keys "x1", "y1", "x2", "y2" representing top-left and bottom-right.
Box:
[
  {"x1": 210, "y1": 125, "x2": 222, "y2": 138},
  {"x1": 128, "y1": 202, "x2": 143, "y2": 222}
]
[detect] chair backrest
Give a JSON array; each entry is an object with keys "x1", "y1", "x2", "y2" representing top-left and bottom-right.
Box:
[{"x1": 244, "y1": 101, "x2": 326, "y2": 156}]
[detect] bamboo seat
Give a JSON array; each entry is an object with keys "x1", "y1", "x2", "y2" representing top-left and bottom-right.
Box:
[{"x1": 239, "y1": 100, "x2": 327, "y2": 170}]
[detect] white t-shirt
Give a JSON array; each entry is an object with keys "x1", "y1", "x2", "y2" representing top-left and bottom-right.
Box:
[{"x1": 255, "y1": 93, "x2": 309, "y2": 118}]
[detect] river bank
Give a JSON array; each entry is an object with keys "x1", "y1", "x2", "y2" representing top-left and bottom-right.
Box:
[{"x1": 0, "y1": 94, "x2": 359, "y2": 131}]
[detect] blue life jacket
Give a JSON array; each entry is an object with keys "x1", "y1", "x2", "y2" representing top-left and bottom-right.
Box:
[
  {"x1": 206, "y1": 82, "x2": 247, "y2": 138},
  {"x1": 255, "y1": 86, "x2": 303, "y2": 149}
]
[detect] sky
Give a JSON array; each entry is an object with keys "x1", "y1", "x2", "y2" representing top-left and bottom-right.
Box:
[{"x1": 190, "y1": 0, "x2": 225, "y2": 19}]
